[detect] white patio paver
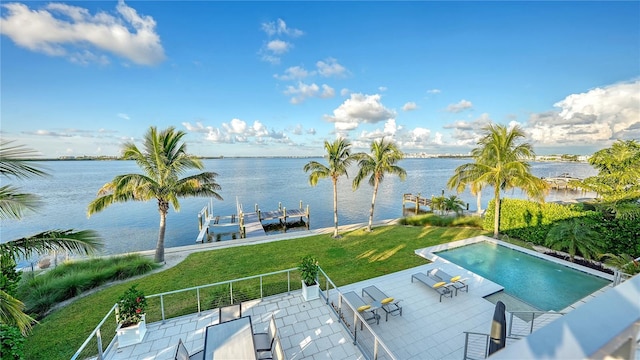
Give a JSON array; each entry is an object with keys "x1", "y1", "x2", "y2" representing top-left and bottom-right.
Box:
[{"x1": 106, "y1": 292, "x2": 364, "y2": 360}]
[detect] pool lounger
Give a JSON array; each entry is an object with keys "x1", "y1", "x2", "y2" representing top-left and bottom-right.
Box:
[
  {"x1": 428, "y1": 268, "x2": 469, "y2": 296},
  {"x1": 361, "y1": 285, "x2": 403, "y2": 321},
  {"x1": 342, "y1": 291, "x2": 380, "y2": 328},
  {"x1": 411, "y1": 272, "x2": 454, "y2": 302}
]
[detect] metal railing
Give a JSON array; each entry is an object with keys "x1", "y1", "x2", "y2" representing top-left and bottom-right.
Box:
[
  {"x1": 317, "y1": 268, "x2": 396, "y2": 360},
  {"x1": 507, "y1": 311, "x2": 565, "y2": 337},
  {"x1": 462, "y1": 331, "x2": 521, "y2": 359},
  {"x1": 72, "y1": 266, "x2": 397, "y2": 360},
  {"x1": 72, "y1": 267, "x2": 301, "y2": 360}
]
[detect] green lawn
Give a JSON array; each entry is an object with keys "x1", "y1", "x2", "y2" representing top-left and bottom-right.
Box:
[{"x1": 24, "y1": 224, "x2": 489, "y2": 360}]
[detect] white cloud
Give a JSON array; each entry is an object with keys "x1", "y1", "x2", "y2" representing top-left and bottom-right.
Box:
[
  {"x1": 261, "y1": 19, "x2": 303, "y2": 37},
  {"x1": 0, "y1": 1, "x2": 165, "y2": 65},
  {"x1": 446, "y1": 99, "x2": 473, "y2": 113},
  {"x1": 284, "y1": 82, "x2": 335, "y2": 104},
  {"x1": 117, "y1": 113, "x2": 130, "y2": 120},
  {"x1": 316, "y1": 58, "x2": 347, "y2": 77},
  {"x1": 444, "y1": 113, "x2": 493, "y2": 145},
  {"x1": 427, "y1": 89, "x2": 441, "y2": 94},
  {"x1": 526, "y1": 80, "x2": 640, "y2": 145},
  {"x1": 402, "y1": 102, "x2": 417, "y2": 111},
  {"x1": 324, "y1": 93, "x2": 396, "y2": 135},
  {"x1": 340, "y1": 88, "x2": 350, "y2": 96},
  {"x1": 183, "y1": 119, "x2": 291, "y2": 145},
  {"x1": 266, "y1": 40, "x2": 291, "y2": 55},
  {"x1": 378, "y1": 86, "x2": 387, "y2": 92},
  {"x1": 274, "y1": 66, "x2": 310, "y2": 81}
]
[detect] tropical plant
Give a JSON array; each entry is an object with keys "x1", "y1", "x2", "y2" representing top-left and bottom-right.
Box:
[
  {"x1": 544, "y1": 218, "x2": 604, "y2": 262},
  {"x1": 117, "y1": 285, "x2": 147, "y2": 327},
  {"x1": 601, "y1": 253, "x2": 640, "y2": 276},
  {"x1": 447, "y1": 124, "x2": 548, "y2": 237},
  {"x1": 303, "y1": 138, "x2": 357, "y2": 238},
  {"x1": 0, "y1": 140, "x2": 101, "y2": 335},
  {"x1": 298, "y1": 255, "x2": 320, "y2": 286},
  {"x1": 443, "y1": 195, "x2": 465, "y2": 216},
  {"x1": 431, "y1": 196, "x2": 446, "y2": 215},
  {"x1": 88, "y1": 126, "x2": 223, "y2": 263},
  {"x1": 577, "y1": 140, "x2": 640, "y2": 219},
  {"x1": 353, "y1": 138, "x2": 406, "y2": 232}
]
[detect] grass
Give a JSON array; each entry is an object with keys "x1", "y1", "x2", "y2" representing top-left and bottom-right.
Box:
[
  {"x1": 24, "y1": 224, "x2": 489, "y2": 360},
  {"x1": 17, "y1": 254, "x2": 159, "y2": 319},
  {"x1": 400, "y1": 213, "x2": 484, "y2": 228}
]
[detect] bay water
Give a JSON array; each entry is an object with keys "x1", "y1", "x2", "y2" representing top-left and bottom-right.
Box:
[{"x1": 1, "y1": 158, "x2": 597, "y2": 261}]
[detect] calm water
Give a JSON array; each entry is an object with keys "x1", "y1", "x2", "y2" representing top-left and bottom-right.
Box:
[
  {"x1": 1, "y1": 158, "x2": 597, "y2": 258},
  {"x1": 435, "y1": 242, "x2": 610, "y2": 311}
]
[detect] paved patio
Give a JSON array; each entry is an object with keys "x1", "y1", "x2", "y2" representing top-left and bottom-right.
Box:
[{"x1": 104, "y1": 239, "x2": 613, "y2": 360}]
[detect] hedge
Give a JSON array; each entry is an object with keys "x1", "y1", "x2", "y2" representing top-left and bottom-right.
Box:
[{"x1": 485, "y1": 198, "x2": 640, "y2": 257}]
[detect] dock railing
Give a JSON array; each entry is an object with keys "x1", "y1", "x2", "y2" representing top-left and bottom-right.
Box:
[{"x1": 72, "y1": 266, "x2": 396, "y2": 360}]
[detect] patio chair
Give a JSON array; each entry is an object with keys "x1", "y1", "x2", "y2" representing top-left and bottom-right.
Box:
[
  {"x1": 411, "y1": 272, "x2": 454, "y2": 302},
  {"x1": 361, "y1": 285, "x2": 403, "y2": 321},
  {"x1": 342, "y1": 291, "x2": 380, "y2": 329},
  {"x1": 257, "y1": 336, "x2": 286, "y2": 360},
  {"x1": 218, "y1": 303, "x2": 242, "y2": 323},
  {"x1": 174, "y1": 339, "x2": 204, "y2": 360},
  {"x1": 254, "y1": 314, "x2": 277, "y2": 352},
  {"x1": 428, "y1": 268, "x2": 469, "y2": 296}
]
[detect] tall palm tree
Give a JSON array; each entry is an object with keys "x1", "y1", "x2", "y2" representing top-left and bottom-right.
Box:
[
  {"x1": 88, "y1": 126, "x2": 223, "y2": 263},
  {"x1": 353, "y1": 138, "x2": 406, "y2": 232},
  {"x1": 447, "y1": 124, "x2": 548, "y2": 237},
  {"x1": 544, "y1": 218, "x2": 604, "y2": 262},
  {"x1": 0, "y1": 140, "x2": 101, "y2": 335},
  {"x1": 303, "y1": 138, "x2": 356, "y2": 238}
]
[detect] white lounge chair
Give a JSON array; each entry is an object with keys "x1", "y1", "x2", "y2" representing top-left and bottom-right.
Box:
[
  {"x1": 428, "y1": 268, "x2": 469, "y2": 295},
  {"x1": 411, "y1": 272, "x2": 454, "y2": 302},
  {"x1": 342, "y1": 291, "x2": 380, "y2": 328},
  {"x1": 361, "y1": 285, "x2": 403, "y2": 321}
]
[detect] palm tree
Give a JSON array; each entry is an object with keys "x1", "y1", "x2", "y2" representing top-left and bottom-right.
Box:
[
  {"x1": 444, "y1": 195, "x2": 465, "y2": 216},
  {"x1": 353, "y1": 138, "x2": 406, "y2": 232},
  {"x1": 577, "y1": 139, "x2": 640, "y2": 219},
  {"x1": 303, "y1": 138, "x2": 356, "y2": 238},
  {"x1": 447, "y1": 124, "x2": 548, "y2": 237},
  {"x1": 0, "y1": 140, "x2": 101, "y2": 335},
  {"x1": 88, "y1": 126, "x2": 223, "y2": 263},
  {"x1": 544, "y1": 218, "x2": 604, "y2": 262},
  {"x1": 431, "y1": 195, "x2": 446, "y2": 215}
]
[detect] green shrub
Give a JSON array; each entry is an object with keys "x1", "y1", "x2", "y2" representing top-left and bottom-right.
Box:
[
  {"x1": 484, "y1": 198, "x2": 594, "y2": 244},
  {"x1": 0, "y1": 325, "x2": 25, "y2": 360},
  {"x1": 17, "y1": 254, "x2": 158, "y2": 318}
]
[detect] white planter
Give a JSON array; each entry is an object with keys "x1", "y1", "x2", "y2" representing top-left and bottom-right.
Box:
[
  {"x1": 301, "y1": 280, "x2": 319, "y2": 301},
  {"x1": 116, "y1": 315, "x2": 147, "y2": 348}
]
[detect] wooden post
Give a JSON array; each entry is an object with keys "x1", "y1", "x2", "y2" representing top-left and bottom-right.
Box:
[
  {"x1": 415, "y1": 194, "x2": 419, "y2": 215},
  {"x1": 306, "y1": 205, "x2": 310, "y2": 229}
]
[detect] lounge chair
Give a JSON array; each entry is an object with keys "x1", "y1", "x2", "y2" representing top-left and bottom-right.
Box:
[
  {"x1": 174, "y1": 339, "x2": 204, "y2": 360},
  {"x1": 411, "y1": 272, "x2": 454, "y2": 302},
  {"x1": 342, "y1": 291, "x2": 380, "y2": 328},
  {"x1": 254, "y1": 314, "x2": 277, "y2": 352},
  {"x1": 428, "y1": 268, "x2": 469, "y2": 295},
  {"x1": 361, "y1": 285, "x2": 403, "y2": 321}
]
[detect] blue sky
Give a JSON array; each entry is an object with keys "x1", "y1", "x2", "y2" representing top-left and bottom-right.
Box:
[{"x1": 1, "y1": 1, "x2": 639, "y2": 157}]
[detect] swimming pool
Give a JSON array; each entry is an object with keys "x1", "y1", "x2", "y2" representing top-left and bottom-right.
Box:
[{"x1": 435, "y1": 242, "x2": 611, "y2": 311}]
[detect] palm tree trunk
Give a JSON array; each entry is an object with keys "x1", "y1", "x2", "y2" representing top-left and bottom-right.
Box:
[
  {"x1": 155, "y1": 201, "x2": 169, "y2": 263},
  {"x1": 332, "y1": 178, "x2": 339, "y2": 238},
  {"x1": 493, "y1": 187, "x2": 500, "y2": 238},
  {"x1": 368, "y1": 179, "x2": 379, "y2": 232},
  {"x1": 476, "y1": 191, "x2": 482, "y2": 214}
]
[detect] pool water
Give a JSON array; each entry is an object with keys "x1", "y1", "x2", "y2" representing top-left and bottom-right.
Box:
[{"x1": 435, "y1": 242, "x2": 610, "y2": 311}]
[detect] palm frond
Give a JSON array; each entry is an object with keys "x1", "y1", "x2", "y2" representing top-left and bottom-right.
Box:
[
  {"x1": 0, "y1": 140, "x2": 48, "y2": 179},
  {"x1": 0, "y1": 185, "x2": 42, "y2": 220},
  {"x1": 0, "y1": 289, "x2": 37, "y2": 335},
  {"x1": 0, "y1": 229, "x2": 102, "y2": 260}
]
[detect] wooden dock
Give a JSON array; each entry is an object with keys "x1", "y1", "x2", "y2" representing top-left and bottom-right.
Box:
[
  {"x1": 196, "y1": 199, "x2": 309, "y2": 242},
  {"x1": 542, "y1": 173, "x2": 583, "y2": 190},
  {"x1": 402, "y1": 193, "x2": 433, "y2": 214}
]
